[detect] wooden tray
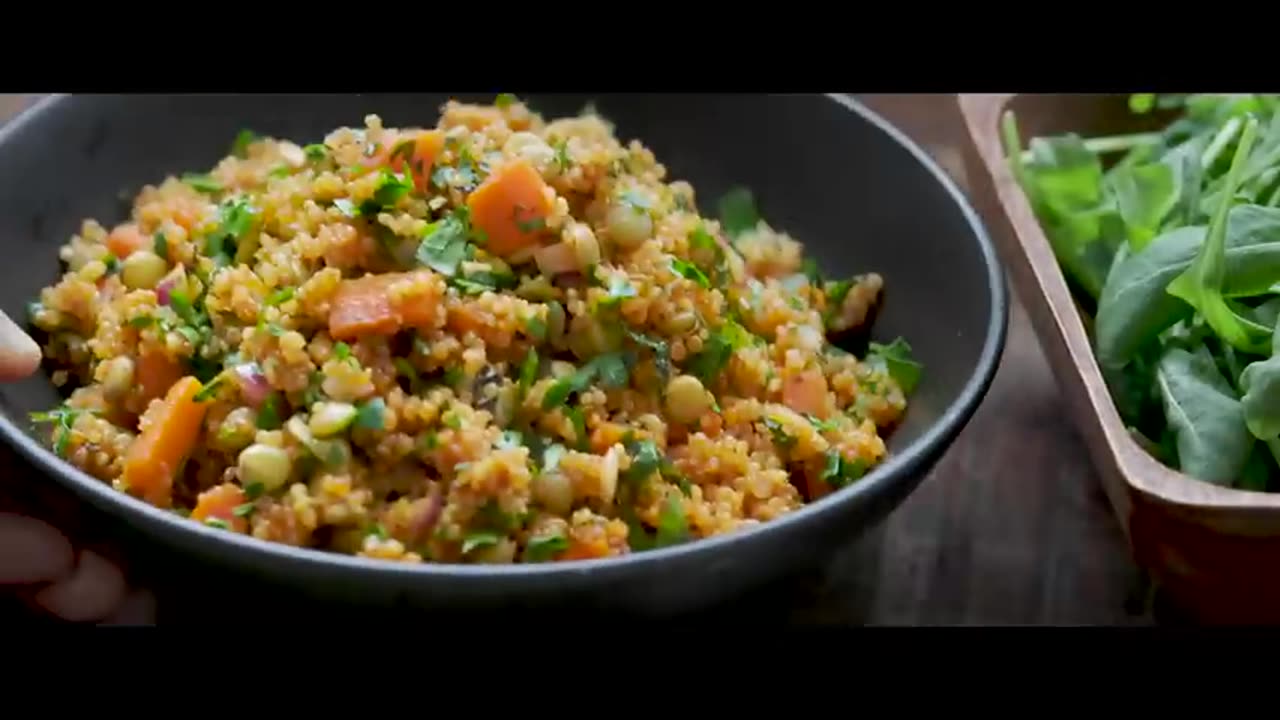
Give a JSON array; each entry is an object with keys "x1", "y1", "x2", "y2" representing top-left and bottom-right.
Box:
[{"x1": 959, "y1": 93, "x2": 1280, "y2": 624}]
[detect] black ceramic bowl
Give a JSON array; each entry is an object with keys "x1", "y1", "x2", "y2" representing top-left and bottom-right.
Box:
[{"x1": 0, "y1": 93, "x2": 1006, "y2": 616}]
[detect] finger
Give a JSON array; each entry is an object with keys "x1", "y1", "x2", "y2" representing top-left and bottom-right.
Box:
[
  {"x1": 0, "y1": 512, "x2": 74, "y2": 584},
  {"x1": 102, "y1": 588, "x2": 158, "y2": 626},
  {"x1": 0, "y1": 308, "x2": 41, "y2": 381},
  {"x1": 33, "y1": 549, "x2": 127, "y2": 623}
]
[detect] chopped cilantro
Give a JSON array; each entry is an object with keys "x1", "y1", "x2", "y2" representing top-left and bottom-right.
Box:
[
  {"x1": 30, "y1": 405, "x2": 84, "y2": 457},
  {"x1": 717, "y1": 186, "x2": 760, "y2": 239},
  {"x1": 354, "y1": 397, "x2": 387, "y2": 430},
  {"x1": 265, "y1": 287, "x2": 294, "y2": 306},
  {"x1": 231, "y1": 129, "x2": 258, "y2": 158},
  {"x1": 393, "y1": 357, "x2": 421, "y2": 392},
  {"x1": 333, "y1": 342, "x2": 351, "y2": 361},
  {"x1": 524, "y1": 532, "x2": 568, "y2": 562},
  {"x1": 625, "y1": 439, "x2": 663, "y2": 483},
  {"x1": 821, "y1": 449, "x2": 868, "y2": 489},
  {"x1": 182, "y1": 173, "x2": 222, "y2": 194},
  {"x1": 367, "y1": 166, "x2": 415, "y2": 212},
  {"x1": 763, "y1": 415, "x2": 795, "y2": 449},
  {"x1": 243, "y1": 481, "x2": 266, "y2": 500},
  {"x1": 153, "y1": 232, "x2": 168, "y2": 259},
  {"x1": 519, "y1": 347, "x2": 539, "y2": 397},
  {"x1": 807, "y1": 414, "x2": 841, "y2": 433},
  {"x1": 368, "y1": 523, "x2": 389, "y2": 540},
  {"x1": 204, "y1": 518, "x2": 231, "y2": 530},
  {"x1": 802, "y1": 257, "x2": 822, "y2": 285},
  {"x1": 671, "y1": 258, "x2": 710, "y2": 288},
  {"x1": 257, "y1": 392, "x2": 284, "y2": 430},
  {"x1": 101, "y1": 254, "x2": 120, "y2": 274},
  {"x1": 303, "y1": 144, "x2": 329, "y2": 162},
  {"x1": 442, "y1": 367, "x2": 464, "y2": 388},
  {"x1": 685, "y1": 320, "x2": 754, "y2": 385},
  {"x1": 554, "y1": 139, "x2": 572, "y2": 172},
  {"x1": 541, "y1": 352, "x2": 632, "y2": 409},
  {"x1": 192, "y1": 375, "x2": 226, "y2": 402},
  {"x1": 262, "y1": 322, "x2": 287, "y2": 338},
  {"x1": 205, "y1": 198, "x2": 256, "y2": 264},
  {"x1": 443, "y1": 411, "x2": 463, "y2": 430},
  {"x1": 232, "y1": 502, "x2": 256, "y2": 518},
  {"x1": 525, "y1": 315, "x2": 547, "y2": 341},
  {"x1": 865, "y1": 337, "x2": 923, "y2": 395},
  {"x1": 655, "y1": 493, "x2": 689, "y2": 547},
  {"x1": 462, "y1": 531, "x2": 501, "y2": 555},
  {"x1": 625, "y1": 329, "x2": 671, "y2": 380},
  {"x1": 416, "y1": 209, "x2": 471, "y2": 276}
]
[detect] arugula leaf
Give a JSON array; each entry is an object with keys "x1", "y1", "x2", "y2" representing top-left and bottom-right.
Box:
[
  {"x1": 1168, "y1": 116, "x2": 1272, "y2": 354},
  {"x1": 865, "y1": 337, "x2": 924, "y2": 395},
  {"x1": 718, "y1": 186, "x2": 760, "y2": 239}
]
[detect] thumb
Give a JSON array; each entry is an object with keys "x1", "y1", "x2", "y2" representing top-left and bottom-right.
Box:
[{"x1": 0, "y1": 308, "x2": 41, "y2": 381}]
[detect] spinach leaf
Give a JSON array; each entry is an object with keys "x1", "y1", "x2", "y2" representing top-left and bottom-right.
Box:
[
  {"x1": 1239, "y1": 312, "x2": 1280, "y2": 442},
  {"x1": 1094, "y1": 204, "x2": 1280, "y2": 368},
  {"x1": 1168, "y1": 116, "x2": 1272, "y2": 355},
  {"x1": 1107, "y1": 161, "x2": 1178, "y2": 251},
  {"x1": 1155, "y1": 345, "x2": 1253, "y2": 486}
]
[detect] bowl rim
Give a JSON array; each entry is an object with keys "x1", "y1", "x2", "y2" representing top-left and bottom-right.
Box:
[{"x1": 0, "y1": 93, "x2": 1008, "y2": 586}]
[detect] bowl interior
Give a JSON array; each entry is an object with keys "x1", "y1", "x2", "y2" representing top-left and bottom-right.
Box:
[{"x1": 0, "y1": 93, "x2": 999, "y2": 451}]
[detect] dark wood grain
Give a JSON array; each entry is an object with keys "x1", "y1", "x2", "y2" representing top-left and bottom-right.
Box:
[{"x1": 0, "y1": 93, "x2": 1152, "y2": 625}]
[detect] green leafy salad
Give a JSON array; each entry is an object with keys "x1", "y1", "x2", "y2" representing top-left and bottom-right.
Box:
[{"x1": 1005, "y1": 93, "x2": 1280, "y2": 492}]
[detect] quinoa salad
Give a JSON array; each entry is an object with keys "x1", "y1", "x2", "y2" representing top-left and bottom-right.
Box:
[{"x1": 25, "y1": 96, "x2": 921, "y2": 565}]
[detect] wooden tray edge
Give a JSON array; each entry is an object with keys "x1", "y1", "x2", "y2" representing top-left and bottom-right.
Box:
[{"x1": 956, "y1": 93, "x2": 1280, "y2": 529}]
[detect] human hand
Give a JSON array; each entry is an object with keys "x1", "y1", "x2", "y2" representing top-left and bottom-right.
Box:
[{"x1": 0, "y1": 308, "x2": 156, "y2": 624}]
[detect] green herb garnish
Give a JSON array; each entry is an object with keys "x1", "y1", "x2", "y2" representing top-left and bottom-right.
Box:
[
  {"x1": 182, "y1": 173, "x2": 223, "y2": 194},
  {"x1": 416, "y1": 209, "x2": 472, "y2": 276},
  {"x1": 671, "y1": 258, "x2": 710, "y2": 288},
  {"x1": 265, "y1": 287, "x2": 294, "y2": 306},
  {"x1": 354, "y1": 397, "x2": 387, "y2": 430},
  {"x1": 257, "y1": 392, "x2": 284, "y2": 430},
  {"x1": 232, "y1": 129, "x2": 258, "y2": 158},
  {"x1": 524, "y1": 532, "x2": 568, "y2": 562},
  {"x1": 865, "y1": 337, "x2": 924, "y2": 395},
  {"x1": 718, "y1": 186, "x2": 760, "y2": 238},
  {"x1": 153, "y1": 232, "x2": 168, "y2": 259}
]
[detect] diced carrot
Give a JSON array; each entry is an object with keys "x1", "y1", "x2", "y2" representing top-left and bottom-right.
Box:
[
  {"x1": 190, "y1": 483, "x2": 248, "y2": 533},
  {"x1": 328, "y1": 271, "x2": 442, "y2": 341},
  {"x1": 136, "y1": 348, "x2": 185, "y2": 406},
  {"x1": 105, "y1": 223, "x2": 149, "y2": 259},
  {"x1": 782, "y1": 368, "x2": 830, "y2": 418},
  {"x1": 121, "y1": 376, "x2": 209, "y2": 508},
  {"x1": 386, "y1": 130, "x2": 446, "y2": 193},
  {"x1": 590, "y1": 422, "x2": 629, "y2": 455},
  {"x1": 698, "y1": 412, "x2": 724, "y2": 438},
  {"x1": 561, "y1": 534, "x2": 611, "y2": 561},
  {"x1": 466, "y1": 160, "x2": 553, "y2": 257}
]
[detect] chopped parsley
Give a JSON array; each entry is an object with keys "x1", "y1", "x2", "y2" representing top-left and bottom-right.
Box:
[
  {"x1": 192, "y1": 375, "x2": 226, "y2": 402},
  {"x1": 554, "y1": 139, "x2": 572, "y2": 172},
  {"x1": 763, "y1": 415, "x2": 795, "y2": 449},
  {"x1": 823, "y1": 279, "x2": 855, "y2": 326},
  {"x1": 30, "y1": 405, "x2": 85, "y2": 457},
  {"x1": 541, "y1": 352, "x2": 632, "y2": 409},
  {"x1": 153, "y1": 232, "x2": 168, "y2": 259},
  {"x1": 461, "y1": 531, "x2": 501, "y2": 555},
  {"x1": 821, "y1": 449, "x2": 868, "y2": 489},
  {"x1": 685, "y1": 320, "x2": 755, "y2": 385},
  {"x1": 268, "y1": 165, "x2": 293, "y2": 179},
  {"x1": 865, "y1": 337, "x2": 923, "y2": 395},
  {"x1": 265, "y1": 287, "x2": 294, "y2": 306},
  {"x1": 625, "y1": 438, "x2": 663, "y2": 483},
  {"x1": 231, "y1": 129, "x2": 258, "y2": 158},
  {"x1": 655, "y1": 493, "x2": 690, "y2": 547},
  {"x1": 354, "y1": 397, "x2": 387, "y2": 430},
  {"x1": 365, "y1": 166, "x2": 415, "y2": 213},
  {"x1": 524, "y1": 532, "x2": 568, "y2": 562},
  {"x1": 182, "y1": 173, "x2": 223, "y2": 194},
  {"x1": 518, "y1": 347, "x2": 539, "y2": 398},
  {"x1": 450, "y1": 269, "x2": 517, "y2": 295},
  {"x1": 257, "y1": 392, "x2": 284, "y2": 430},
  {"x1": 333, "y1": 341, "x2": 351, "y2": 361},
  {"x1": 416, "y1": 209, "x2": 472, "y2": 276},
  {"x1": 670, "y1": 258, "x2": 710, "y2": 288},
  {"x1": 443, "y1": 410, "x2": 463, "y2": 430},
  {"x1": 367, "y1": 523, "x2": 389, "y2": 540},
  {"x1": 717, "y1": 186, "x2": 760, "y2": 239},
  {"x1": 303, "y1": 143, "x2": 329, "y2": 162},
  {"x1": 393, "y1": 358, "x2": 422, "y2": 393},
  {"x1": 205, "y1": 198, "x2": 257, "y2": 265},
  {"x1": 204, "y1": 518, "x2": 231, "y2": 530},
  {"x1": 625, "y1": 329, "x2": 671, "y2": 381}
]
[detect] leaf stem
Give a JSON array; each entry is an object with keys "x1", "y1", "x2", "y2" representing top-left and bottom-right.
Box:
[{"x1": 1017, "y1": 131, "x2": 1161, "y2": 164}]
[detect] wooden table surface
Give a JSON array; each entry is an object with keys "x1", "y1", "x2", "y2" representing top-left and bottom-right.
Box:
[{"x1": 0, "y1": 94, "x2": 1155, "y2": 625}]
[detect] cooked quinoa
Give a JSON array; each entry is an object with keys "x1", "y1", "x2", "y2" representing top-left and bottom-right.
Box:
[{"x1": 26, "y1": 97, "x2": 920, "y2": 565}]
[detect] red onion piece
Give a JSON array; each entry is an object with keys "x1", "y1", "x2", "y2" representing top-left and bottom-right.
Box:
[
  {"x1": 155, "y1": 277, "x2": 177, "y2": 306},
  {"x1": 232, "y1": 362, "x2": 271, "y2": 407}
]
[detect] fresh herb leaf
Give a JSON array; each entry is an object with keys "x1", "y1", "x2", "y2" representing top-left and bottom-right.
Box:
[
  {"x1": 541, "y1": 352, "x2": 631, "y2": 409},
  {"x1": 654, "y1": 493, "x2": 689, "y2": 547},
  {"x1": 30, "y1": 405, "x2": 84, "y2": 457},
  {"x1": 820, "y1": 449, "x2": 868, "y2": 489},
  {"x1": 495, "y1": 93, "x2": 519, "y2": 109},
  {"x1": 599, "y1": 275, "x2": 637, "y2": 307},
  {"x1": 462, "y1": 531, "x2": 501, "y2": 555},
  {"x1": 865, "y1": 337, "x2": 924, "y2": 395},
  {"x1": 243, "y1": 481, "x2": 266, "y2": 500},
  {"x1": 128, "y1": 315, "x2": 155, "y2": 328},
  {"x1": 333, "y1": 342, "x2": 351, "y2": 361},
  {"x1": 416, "y1": 210, "x2": 471, "y2": 276},
  {"x1": 625, "y1": 439, "x2": 663, "y2": 483},
  {"x1": 193, "y1": 375, "x2": 226, "y2": 402},
  {"x1": 763, "y1": 415, "x2": 795, "y2": 449},
  {"x1": 303, "y1": 144, "x2": 329, "y2": 162},
  {"x1": 182, "y1": 173, "x2": 222, "y2": 194},
  {"x1": 626, "y1": 330, "x2": 671, "y2": 380},
  {"x1": 232, "y1": 129, "x2": 258, "y2": 158},
  {"x1": 519, "y1": 347, "x2": 539, "y2": 397},
  {"x1": 204, "y1": 518, "x2": 230, "y2": 530},
  {"x1": 554, "y1": 139, "x2": 572, "y2": 172},
  {"x1": 671, "y1": 258, "x2": 710, "y2": 288},
  {"x1": 232, "y1": 502, "x2": 256, "y2": 518},
  {"x1": 718, "y1": 186, "x2": 760, "y2": 239},
  {"x1": 524, "y1": 532, "x2": 568, "y2": 562},
  {"x1": 525, "y1": 315, "x2": 547, "y2": 341},
  {"x1": 153, "y1": 232, "x2": 168, "y2": 259},
  {"x1": 257, "y1": 392, "x2": 284, "y2": 430},
  {"x1": 265, "y1": 287, "x2": 294, "y2": 306},
  {"x1": 205, "y1": 198, "x2": 256, "y2": 263},
  {"x1": 354, "y1": 397, "x2": 387, "y2": 430},
  {"x1": 686, "y1": 320, "x2": 754, "y2": 385}
]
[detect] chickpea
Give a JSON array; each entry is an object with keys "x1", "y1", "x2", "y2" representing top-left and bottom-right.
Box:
[
  {"x1": 237, "y1": 443, "x2": 293, "y2": 492},
  {"x1": 665, "y1": 374, "x2": 713, "y2": 425},
  {"x1": 606, "y1": 202, "x2": 653, "y2": 250},
  {"x1": 566, "y1": 222, "x2": 601, "y2": 268},
  {"x1": 120, "y1": 250, "x2": 168, "y2": 290},
  {"x1": 99, "y1": 356, "x2": 135, "y2": 400},
  {"x1": 533, "y1": 470, "x2": 574, "y2": 515}
]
